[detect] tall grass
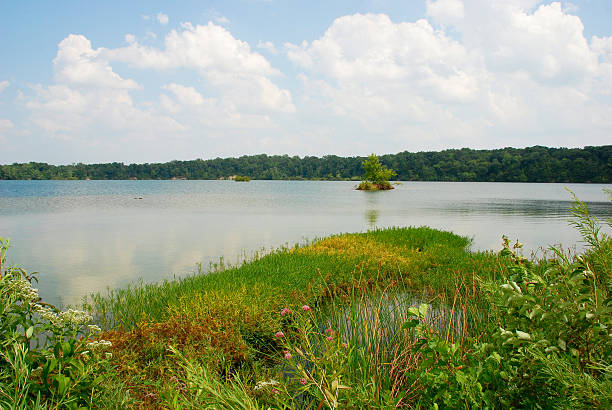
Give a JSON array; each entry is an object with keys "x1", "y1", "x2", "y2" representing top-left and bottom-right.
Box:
[
  {"x1": 83, "y1": 226, "x2": 506, "y2": 406},
  {"x1": 5, "y1": 194, "x2": 609, "y2": 408}
]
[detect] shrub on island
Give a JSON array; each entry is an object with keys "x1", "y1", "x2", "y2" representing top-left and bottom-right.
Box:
[{"x1": 356, "y1": 154, "x2": 396, "y2": 190}]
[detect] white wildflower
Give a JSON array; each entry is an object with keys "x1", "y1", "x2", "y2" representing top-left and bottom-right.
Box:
[
  {"x1": 254, "y1": 379, "x2": 279, "y2": 390},
  {"x1": 87, "y1": 339, "x2": 112, "y2": 350},
  {"x1": 58, "y1": 309, "x2": 92, "y2": 328},
  {"x1": 87, "y1": 324, "x2": 102, "y2": 333}
]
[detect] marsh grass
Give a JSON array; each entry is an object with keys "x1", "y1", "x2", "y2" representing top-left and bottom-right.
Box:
[
  {"x1": 82, "y1": 226, "x2": 507, "y2": 406},
  {"x1": 5, "y1": 194, "x2": 609, "y2": 408}
]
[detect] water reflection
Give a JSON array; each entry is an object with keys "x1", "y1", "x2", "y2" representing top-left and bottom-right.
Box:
[
  {"x1": 0, "y1": 180, "x2": 610, "y2": 307},
  {"x1": 363, "y1": 191, "x2": 381, "y2": 227}
]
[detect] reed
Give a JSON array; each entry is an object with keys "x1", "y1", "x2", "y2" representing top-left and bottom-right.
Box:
[{"x1": 82, "y1": 226, "x2": 507, "y2": 406}]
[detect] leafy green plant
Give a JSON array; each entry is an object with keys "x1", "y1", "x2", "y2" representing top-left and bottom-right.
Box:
[
  {"x1": 357, "y1": 154, "x2": 396, "y2": 190},
  {"x1": 0, "y1": 237, "x2": 129, "y2": 409}
]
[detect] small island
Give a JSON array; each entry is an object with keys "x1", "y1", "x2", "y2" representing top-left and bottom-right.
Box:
[
  {"x1": 356, "y1": 154, "x2": 397, "y2": 190},
  {"x1": 233, "y1": 175, "x2": 251, "y2": 182}
]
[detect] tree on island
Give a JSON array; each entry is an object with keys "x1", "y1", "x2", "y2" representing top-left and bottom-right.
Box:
[{"x1": 356, "y1": 154, "x2": 397, "y2": 190}]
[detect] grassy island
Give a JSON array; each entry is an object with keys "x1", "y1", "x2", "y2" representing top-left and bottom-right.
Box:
[
  {"x1": 234, "y1": 175, "x2": 251, "y2": 182},
  {"x1": 1, "y1": 194, "x2": 610, "y2": 408}
]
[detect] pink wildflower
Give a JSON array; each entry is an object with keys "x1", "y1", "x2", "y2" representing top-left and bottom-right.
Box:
[
  {"x1": 300, "y1": 378, "x2": 307, "y2": 385},
  {"x1": 302, "y1": 305, "x2": 311, "y2": 311},
  {"x1": 280, "y1": 307, "x2": 292, "y2": 316},
  {"x1": 341, "y1": 342, "x2": 349, "y2": 349},
  {"x1": 275, "y1": 331, "x2": 285, "y2": 339},
  {"x1": 326, "y1": 336, "x2": 333, "y2": 341},
  {"x1": 325, "y1": 328, "x2": 334, "y2": 335},
  {"x1": 284, "y1": 350, "x2": 292, "y2": 360},
  {"x1": 271, "y1": 388, "x2": 279, "y2": 394}
]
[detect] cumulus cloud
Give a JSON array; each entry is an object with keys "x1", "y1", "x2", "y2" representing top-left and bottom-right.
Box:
[
  {"x1": 287, "y1": 13, "x2": 480, "y2": 127},
  {"x1": 163, "y1": 83, "x2": 205, "y2": 106},
  {"x1": 53, "y1": 34, "x2": 139, "y2": 89},
  {"x1": 286, "y1": 2, "x2": 612, "y2": 150},
  {"x1": 0, "y1": 80, "x2": 9, "y2": 93},
  {"x1": 427, "y1": 1, "x2": 597, "y2": 83},
  {"x1": 21, "y1": 21, "x2": 294, "y2": 159},
  {"x1": 14, "y1": 1, "x2": 612, "y2": 161},
  {"x1": 105, "y1": 22, "x2": 278, "y2": 75},
  {"x1": 157, "y1": 12, "x2": 169, "y2": 25},
  {"x1": 426, "y1": 0, "x2": 465, "y2": 25},
  {"x1": 25, "y1": 35, "x2": 182, "y2": 141},
  {"x1": 103, "y1": 22, "x2": 294, "y2": 113}
]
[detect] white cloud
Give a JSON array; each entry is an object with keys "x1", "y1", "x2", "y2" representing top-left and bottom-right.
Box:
[
  {"x1": 157, "y1": 12, "x2": 169, "y2": 25},
  {"x1": 286, "y1": 4, "x2": 612, "y2": 150},
  {"x1": 428, "y1": 1, "x2": 597, "y2": 83},
  {"x1": 25, "y1": 35, "x2": 183, "y2": 141},
  {"x1": 54, "y1": 34, "x2": 139, "y2": 89},
  {"x1": 22, "y1": 23, "x2": 295, "y2": 158},
  {"x1": 257, "y1": 40, "x2": 278, "y2": 54},
  {"x1": 12, "y1": 1, "x2": 612, "y2": 161},
  {"x1": 563, "y1": 2, "x2": 579, "y2": 14},
  {"x1": 214, "y1": 15, "x2": 230, "y2": 25},
  {"x1": 26, "y1": 83, "x2": 183, "y2": 139},
  {"x1": 163, "y1": 83, "x2": 204, "y2": 106},
  {"x1": 592, "y1": 35, "x2": 612, "y2": 62},
  {"x1": 125, "y1": 34, "x2": 136, "y2": 44},
  {"x1": 288, "y1": 13, "x2": 480, "y2": 104},
  {"x1": 103, "y1": 22, "x2": 294, "y2": 113},
  {"x1": 0, "y1": 80, "x2": 9, "y2": 93},
  {"x1": 426, "y1": 0, "x2": 465, "y2": 25},
  {"x1": 105, "y1": 22, "x2": 278, "y2": 75}
]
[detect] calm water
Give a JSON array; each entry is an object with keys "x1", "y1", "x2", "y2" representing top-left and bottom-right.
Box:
[{"x1": 1, "y1": 180, "x2": 610, "y2": 307}]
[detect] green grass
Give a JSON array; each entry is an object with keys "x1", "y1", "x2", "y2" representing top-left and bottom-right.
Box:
[
  {"x1": 84, "y1": 226, "x2": 490, "y2": 330},
  {"x1": 81, "y1": 226, "x2": 509, "y2": 406},
  {"x1": 4, "y1": 191, "x2": 610, "y2": 408}
]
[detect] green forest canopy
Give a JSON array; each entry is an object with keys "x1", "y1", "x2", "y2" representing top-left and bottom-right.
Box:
[{"x1": 1, "y1": 145, "x2": 610, "y2": 183}]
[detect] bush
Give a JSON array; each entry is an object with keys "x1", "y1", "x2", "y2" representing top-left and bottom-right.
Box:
[
  {"x1": 358, "y1": 154, "x2": 396, "y2": 190},
  {"x1": 0, "y1": 238, "x2": 131, "y2": 408}
]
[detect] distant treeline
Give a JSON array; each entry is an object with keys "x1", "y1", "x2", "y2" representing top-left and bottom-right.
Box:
[{"x1": 1, "y1": 145, "x2": 611, "y2": 183}]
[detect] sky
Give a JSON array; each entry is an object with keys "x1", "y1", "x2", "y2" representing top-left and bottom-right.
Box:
[{"x1": 1, "y1": 0, "x2": 611, "y2": 164}]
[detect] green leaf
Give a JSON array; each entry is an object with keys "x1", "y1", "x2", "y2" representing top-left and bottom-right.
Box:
[
  {"x1": 516, "y1": 330, "x2": 531, "y2": 340},
  {"x1": 558, "y1": 338, "x2": 566, "y2": 351},
  {"x1": 25, "y1": 326, "x2": 34, "y2": 339},
  {"x1": 408, "y1": 306, "x2": 420, "y2": 317},
  {"x1": 402, "y1": 319, "x2": 420, "y2": 329},
  {"x1": 418, "y1": 303, "x2": 428, "y2": 318}
]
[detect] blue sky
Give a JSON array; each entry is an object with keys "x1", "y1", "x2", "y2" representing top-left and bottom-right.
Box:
[{"x1": 1, "y1": 0, "x2": 611, "y2": 164}]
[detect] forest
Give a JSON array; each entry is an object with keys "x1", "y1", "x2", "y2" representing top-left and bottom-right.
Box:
[{"x1": 1, "y1": 145, "x2": 610, "y2": 183}]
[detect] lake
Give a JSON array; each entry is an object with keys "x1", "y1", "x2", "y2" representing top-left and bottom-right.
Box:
[{"x1": 1, "y1": 180, "x2": 610, "y2": 307}]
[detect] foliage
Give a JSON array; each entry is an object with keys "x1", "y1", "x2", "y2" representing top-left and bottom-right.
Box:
[
  {"x1": 402, "y1": 193, "x2": 612, "y2": 409},
  {"x1": 84, "y1": 226, "x2": 491, "y2": 407},
  {"x1": 1, "y1": 145, "x2": 610, "y2": 182},
  {"x1": 360, "y1": 153, "x2": 396, "y2": 188},
  {"x1": 356, "y1": 153, "x2": 395, "y2": 190},
  {"x1": 3, "y1": 192, "x2": 610, "y2": 408},
  {"x1": 233, "y1": 175, "x2": 251, "y2": 182},
  {"x1": 0, "y1": 238, "x2": 132, "y2": 409}
]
